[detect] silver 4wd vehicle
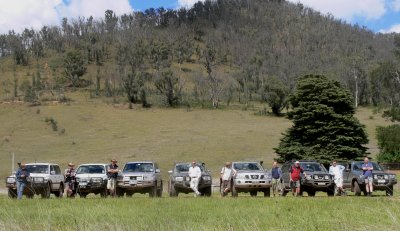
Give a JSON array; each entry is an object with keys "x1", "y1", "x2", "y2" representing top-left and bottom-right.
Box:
[
  {"x1": 280, "y1": 160, "x2": 334, "y2": 196},
  {"x1": 117, "y1": 161, "x2": 163, "y2": 197},
  {"x1": 342, "y1": 161, "x2": 397, "y2": 196},
  {"x1": 5, "y1": 163, "x2": 65, "y2": 198},
  {"x1": 231, "y1": 161, "x2": 272, "y2": 197},
  {"x1": 75, "y1": 163, "x2": 108, "y2": 198},
  {"x1": 167, "y1": 162, "x2": 212, "y2": 197}
]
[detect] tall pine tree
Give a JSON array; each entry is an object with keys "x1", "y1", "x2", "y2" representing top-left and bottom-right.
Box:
[{"x1": 275, "y1": 75, "x2": 368, "y2": 164}]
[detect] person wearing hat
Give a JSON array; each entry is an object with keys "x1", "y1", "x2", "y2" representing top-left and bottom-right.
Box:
[
  {"x1": 16, "y1": 163, "x2": 30, "y2": 199},
  {"x1": 107, "y1": 159, "x2": 119, "y2": 197},
  {"x1": 220, "y1": 162, "x2": 236, "y2": 197},
  {"x1": 188, "y1": 161, "x2": 202, "y2": 197},
  {"x1": 65, "y1": 163, "x2": 77, "y2": 197},
  {"x1": 289, "y1": 161, "x2": 304, "y2": 197}
]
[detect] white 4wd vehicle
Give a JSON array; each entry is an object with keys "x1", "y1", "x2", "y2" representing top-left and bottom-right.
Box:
[
  {"x1": 231, "y1": 161, "x2": 272, "y2": 197},
  {"x1": 75, "y1": 163, "x2": 108, "y2": 198},
  {"x1": 5, "y1": 163, "x2": 65, "y2": 198}
]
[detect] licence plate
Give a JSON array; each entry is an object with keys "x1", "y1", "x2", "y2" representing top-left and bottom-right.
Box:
[
  {"x1": 79, "y1": 182, "x2": 87, "y2": 186},
  {"x1": 378, "y1": 180, "x2": 385, "y2": 183},
  {"x1": 317, "y1": 183, "x2": 326, "y2": 185},
  {"x1": 129, "y1": 180, "x2": 137, "y2": 185}
]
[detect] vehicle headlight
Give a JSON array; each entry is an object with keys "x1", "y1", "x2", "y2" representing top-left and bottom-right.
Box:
[
  {"x1": 324, "y1": 175, "x2": 330, "y2": 180},
  {"x1": 389, "y1": 174, "x2": 396, "y2": 179},
  {"x1": 91, "y1": 177, "x2": 102, "y2": 183},
  {"x1": 374, "y1": 175, "x2": 378, "y2": 179},
  {"x1": 144, "y1": 175, "x2": 154, "y2": 181},
  {"x1": 384, "y1": 175, "x2": 389, "y2": 179},
  {"x1": 7, "y1": 177, "x2": 16, "y2": 184},
  {"x1": 123, "y1": 176, "x2": 130, "y2": 181},
  {"x1": 202, "y1": 176, "x2": 211, "y2": 181},
  {"x1": 76, "y1": 178, "x2": 80, "y2": 182},
  {"x1": 236, "y1": 174, "x2": 245, "y2": 179},
  {"x1": 175, "y1": 177, "x2": 184, "y2": 182},
  {"x1": 306, "y1": 175, "x2": 312, "y2": 180}
]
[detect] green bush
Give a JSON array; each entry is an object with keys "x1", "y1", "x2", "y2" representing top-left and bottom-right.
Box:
[{"x1": 376, "y1": 124, "x2": 400, "y2": 162}]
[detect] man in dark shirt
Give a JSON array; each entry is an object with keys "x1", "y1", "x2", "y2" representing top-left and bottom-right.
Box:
[
  {"x1": 271, "y1": 161, "x2": 282, "y2": 197},
  {"x1": 289, "y1": 161, "x2": 305, "y2": 197},
  {"x1": 362, "y1": 157, "x2": 374, "y2": 196},
  {"x1": 16, "y1": 163, "x2": 30, "y2": 199},
  {"x1": 64, "y1": 163, "x2": 76, "y2": 198},
  {"x1": 107, "y1": 159, "x2": 119, "y2": 197}
]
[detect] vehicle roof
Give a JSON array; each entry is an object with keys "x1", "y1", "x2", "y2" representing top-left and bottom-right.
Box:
[
  {"x1": 125, "y1": 161, "x2": 155, "y2": 164},
  {"x1": 77, "y1": 163, "x2": 108, "y2": 166},
  {"x1": 25, "y1": 163, "x2": 58, "y2": 166},
  {"x1": 232, "y1": 161, "x2": 262, "y2": 163}
]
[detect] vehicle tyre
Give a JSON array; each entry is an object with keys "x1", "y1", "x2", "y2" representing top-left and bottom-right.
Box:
[
  {"x1": 307, "y1": 190, "x2": 316, "y2": 197},
  {"x1": 54, "y1": 184, "x2": 64, "y2": 198},
  {"x1": 168, "y1": 180, "x2": 178, "y2": 197},
  {"x1": 263, "y1": 188, "x2": 271, "y2": 197},
  {"x1": 327, "y1": 186, "x2": 335, "y2": 197},
  {"x1": 125, "y1": 192, "x2": 133, "y2": 197},
  {"x1": 386, "y1": 185, "x2": 394, "y2": 197},
  {"x1": 41, "y1": 183, "x2": 51, "y2": 199},
  {"x1": 280, "y1": 189, "x2": 288, "y2": 197},
  {"x1": 100, "y1": 187, "x2": 108, "y2": 198},
  {"x1": 8, "y1": 188, "x2": 17, "y2": 199},
  {"x1": 157, "y1": 181, "x2": 163, "y2": 197},
  {"x1": 231, "y1": 182, "x2": 238, "y2": 197},
  {"x1": 149, "y1": 183, "x2": 157, "y2": 198},
  {"x1": 116, "y1": 188, "x2": 124, "y2": 197},
  {"x1": 79, "y1": 192, "x2": 88, "y2": 198},
  {"x1": 353, "y1": 181, "x2": 362, "y2": 196},
  {"x1": 26, "y1": 193, "x2": 34, "y2": 199},
  {"x1": 203, "y1": 186, "x2": 212, "y2": 197}
]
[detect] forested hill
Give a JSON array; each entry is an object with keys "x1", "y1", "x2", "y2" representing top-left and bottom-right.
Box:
[{"x1": 0, "y1": 0, "x2": 398, "y2": 109}]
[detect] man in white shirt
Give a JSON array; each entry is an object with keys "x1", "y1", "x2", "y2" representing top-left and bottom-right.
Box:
[
  {"x1": 188, "y1": 161, "x2": 202, "y2": 197},
  {"x1": 329, "y1": 160, "x2": 346, "y2": 196},
  {"x1": 220, "y1": 162, "x2": 236, "y2": 196}
]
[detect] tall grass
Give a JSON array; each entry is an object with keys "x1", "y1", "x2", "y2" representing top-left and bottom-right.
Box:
[{"x1": 1, "y1": 195, "x2": 400, "y2": 231}]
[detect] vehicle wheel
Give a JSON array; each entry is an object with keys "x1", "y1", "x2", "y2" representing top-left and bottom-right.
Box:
[
  {"x1": 157, "y1": 181, "x2": 163, "y2": 197},
  {"x1": 168, "y1": 180, "x2": 178, "y2": 197},
  {"x1": 327, "y1": 186, "x2": 335, "y2": 197},
  {"x1": 307, "y1": 190, "x2": 316, "y2": 197},
  {"x1": 353, "y1": 181, "x2": 361, "y2": 196},
  {"x1": 54, "y1": 184, "x2": 64, "y2": 198},
  {"x1": 250, "y1": 191, "x2": 257, "y2": 197},
  {"x1": 116, "y1": 188, "x2": 124, "y2": 197},
  {"x1": 26, "y1": 193, "x2": 34, "y2": 199},
  {"x1": 231, "y1": 185, "x2": 238, "y2": 197},
  {"x1": 263, "y1": 188, "x2": 271, "y2": 197},
  {"x1": 79, "y1": 193, "x2": 88, "y2": 198},
  {"x1": 280, "y1": 189, "x2": 288, "y2": 197},
  {"x1": 41, "y1": 183, "x2": 51, "y2": 199},
  {"x1": 100, "y1": 187, "x2": 108, "y2": 198},
  {"x1": 125, "y1": 192, "x2": 133, "y2": 197},
  {"x1": 8, "y1": 188, "x2": 17, "y2": 199},
  {"x1": 202, "y1": 186, "x2": 212, "y2": 197},
  {"x1": 386, "y1": 185, "x2": 394, "y2": 196},
  {"x1": 149, "y1": 183, "x2": 157, "y2": 198}
]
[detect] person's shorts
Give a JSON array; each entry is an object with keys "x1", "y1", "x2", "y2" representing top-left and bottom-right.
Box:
[
  {"x1": 364, "y1": 176, "x2": 373, "y2": 184},
  {"x1": 334, "y1": 177, "x2": 343, "y2": 188},
  {"x1": 222, "y1": 180, "x2": 230, "y2": 191},
  {"x1": 107, "y1": 178, "x2": 117, "y2": 190},
  {"x1": 290, "y1": 180, "x2": 300, "y2": 188}
]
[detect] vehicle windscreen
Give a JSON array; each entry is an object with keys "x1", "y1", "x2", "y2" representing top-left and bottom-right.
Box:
[
  {"x1": 26, "y1": 165, "x2": 48, "y2": 174},
  {"x1": 123, "y1": 163, "x2": 154, "y2": 173},
  {"x1": 175, "y1": 163, "x2": 204, "y2": 172},
  {"x1": 233, "y1": 163, "x2": 263, "y2": 171},
  {"x1": 353, "y1": 162, "x2": 383, "y2": 171},
  {"x1": 77, "y1": 165, "x2": 105, "y2": 174},
  {"x1": 300, "y1": 163, "x2": 326, "y2": 172}
]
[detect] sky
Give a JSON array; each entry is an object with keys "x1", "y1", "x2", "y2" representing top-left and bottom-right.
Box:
[{"x1": 0, "y1": 0, "x2": 399, "y2": 34}]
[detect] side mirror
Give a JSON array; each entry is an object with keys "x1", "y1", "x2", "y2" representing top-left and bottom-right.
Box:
[
  {"x1": 155, "y1": 169, "x2": 161, "y2": 173},
  {"x1": 168, "y1": 170, "x2": 173, "y2": 174},
  {"x1": 50, "y1": 171, "x2": 56, "y2": 175}
]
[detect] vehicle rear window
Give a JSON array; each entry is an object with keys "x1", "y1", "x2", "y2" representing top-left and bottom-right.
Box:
[
  {"x1": 77, "y1": 165, "x2": 105, "y2": 174},
  {"x1": 123, "y1": 163, "x2": 154, "y2": 173}
]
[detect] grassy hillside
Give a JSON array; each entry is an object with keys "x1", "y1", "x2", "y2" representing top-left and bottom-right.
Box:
[{"x1": 0, "y1": 92, "x2": 395, "y2": 182}]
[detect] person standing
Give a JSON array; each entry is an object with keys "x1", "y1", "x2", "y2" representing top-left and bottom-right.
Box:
[
  {"x1": 289, "y1": 161, "x2": 304, "y2": 197},
  {"x1": 271, "y1": 161, "x2": 282, "y2": 197},
  {"x1": 220, "y1": 162, "x2": 236, "y2": 197},
  {"x1": 16, "y1": 163, "x2": 30, "y2": 199},
  {"x1": 362, "y1": 157, "x2": 374, "y2": 196},
  {"x1": 107, "y1": 159, "x2": 119, "y2": 197},
  {"x1": 329, "y1": 160, "x2": 345, "y2": 196},
  {"x1": 189, "y1": 161, "x2": 202, "y2": 197},
  {"x1": 65, "y1": 163, "x2": 76, "y2": 198}
]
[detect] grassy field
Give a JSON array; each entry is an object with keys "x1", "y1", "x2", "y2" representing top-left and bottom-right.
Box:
[
  {"x1": 0, "y1": 93, "x2": 396, "y2": 182},
  {"x1": 1, "y1": 195, "x2": 400, "y2": 231}
]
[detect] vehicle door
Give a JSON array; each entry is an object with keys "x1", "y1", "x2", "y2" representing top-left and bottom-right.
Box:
[
  {"x1": 50, "y1": 165, "x2": 60, "y2": 190},
  {"x1": 341, "y1": 163, "x2": 352, "y2": 188},
  {"x1": 154, "y1": 163, "x2": 161, "y2": 184},
  {"x1": 280, "y1": 163, "x2": 291, "y2": 189}
]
